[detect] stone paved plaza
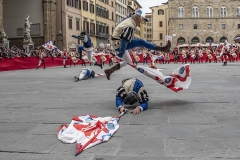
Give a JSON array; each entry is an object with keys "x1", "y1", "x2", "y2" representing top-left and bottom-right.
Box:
[{"x1": 0, "y1": 62, "x2": 240, "y2": 160}]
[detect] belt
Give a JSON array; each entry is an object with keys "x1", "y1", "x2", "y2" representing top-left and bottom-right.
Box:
[
  {"x1": 111, "y1": 37, "x2": 120, "y2": 40},
  {"x1": 112, "y1": 41, "x2": 120, "y2": 47}
]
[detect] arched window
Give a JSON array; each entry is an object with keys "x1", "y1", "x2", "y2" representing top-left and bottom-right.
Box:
[
  {"x1": 158, "y1": 9, "x2": 164, "y2": 15},
  {"x1": 178, "y1": 6, "x2": 184, "y2": 18},
  {"x1": 220, "y1": 6, "x2": 227, "y2": 17},
  {"x1": 237, "y1": 6, "x2": 240, "y2": 17},
  {"x1": 206, "y1": 6, "x2": 213, "y2": 18},
  {"x1": 177, "y1": 37, "x2": 185, "y2": 44},
  {"x1": 192, "y1": 6, "x2": 199, "y2": 18},
  {"x1": 206, "y1": 37, "x2": 214, "y2": 43},
  {"x1": 112, "y1": 12, "x2": 114, "y2": 21},
  {"x1": 191, "y1": 37, "x2": 199, "y2": 44},
  {"x1": 220, "y1": 36, "x2": 227, "y2": 42}
]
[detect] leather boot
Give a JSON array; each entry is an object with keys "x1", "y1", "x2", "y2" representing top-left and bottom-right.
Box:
[
  {"x1": 94, "y1": 62, "x2": 103, "y2": 69},
  {"x1": 104, "y1": 63, "x2": 120, "y2": 80},
  {"x1": 155, "y1": 40, "x2": 171, "y2": 52}
]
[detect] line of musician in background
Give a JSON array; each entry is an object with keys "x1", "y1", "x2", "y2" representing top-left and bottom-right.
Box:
[
  {"x1": 36, "y1": 43, "x2": 240, "y2": 69},
  {"x1": 2, "y1": 43, "x2": 239, "y2": 68}
]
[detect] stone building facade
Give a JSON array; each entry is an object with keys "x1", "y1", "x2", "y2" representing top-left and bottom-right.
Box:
[{"x1": 168, "y1": 0, "x2": 240, "y2": 46}]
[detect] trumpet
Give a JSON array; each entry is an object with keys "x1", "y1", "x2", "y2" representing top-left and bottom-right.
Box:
[
  {"x1": 191, "y1": 54, "x2": 196, "y2": 59},
  {"x1": 72, "y1": 57, "x2": 78, "y2": 63},
  {"x1": 182, "y1": 53, "x2": 186, "y2": 59},
  {"x1": 134, "y1": 55, "x2": 140, "y2": 62},
  {"x1": 207, "y1": 54, "x2": 212, "y2": 59},
  {"x1": 101, "y1": 55, "x2": 106, "y2": 62}
]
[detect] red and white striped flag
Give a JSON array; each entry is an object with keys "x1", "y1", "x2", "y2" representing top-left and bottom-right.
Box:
[{"x1": 58, "y1": 114, "x2": 121, "y2": 156}]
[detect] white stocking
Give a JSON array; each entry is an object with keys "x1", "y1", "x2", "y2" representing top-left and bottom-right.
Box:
[
  {"x1": 119, "y1": 50, "x2": 132, "y2": 68},
  {"x1": 79, "y1": 69, "x2": 87, "y2": 80},
  {"x1": 86, "y1": 50, "x2": 95, "y2": 65},
  {"x1": 38, "y1": 60, "x2": 42, "y2": 66}
]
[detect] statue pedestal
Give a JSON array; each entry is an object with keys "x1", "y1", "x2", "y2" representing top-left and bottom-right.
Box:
[
  {"x1": 23, "y1": 40, "x2": 34, "y2": 51},
  {"x1": 0, "y1": 39, "x2": 10, "y2": 48}
]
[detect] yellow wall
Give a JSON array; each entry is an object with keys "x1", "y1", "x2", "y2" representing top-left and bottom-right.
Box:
[
  {"x1": 151, "y1": 4, "x2": 168, "y2": 46},
  {"x1": 140, "y1": 18, "x2": 147, "y2": 40}
]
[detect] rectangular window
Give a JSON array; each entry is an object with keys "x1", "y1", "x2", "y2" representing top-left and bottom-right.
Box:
[
  {"x1": 71, "y1": 0, "x2": 74, "y2": 7},
  {"x1": 159, "y1": 21, "x2": 163, "y2": 27},
  {"x1": 90, "y1": 3, "x2": 94, "y2": 13},
  {"x1": 17, "y1": 28, "x2": 23, "y2": 36},
  {"x1": 103, "y1": 26, "x2": 105, "y2": 34},
  {"x1": 208, "y1": 24, "x2": 212, "y2": 29},
  {"x1": 30, "y1": 23, "x2": 41, "y2": 35},
  {"x1": 99, "y1": 25, "x2": 102, "y2": 33},
  {"x1": 238, "y1": 24, "x2": 240, "y2": 29},
  {"x1": 75, "y1": 0, "x2": 79, "y2": 9},
  {"x1": 159, "y1": 33, "x2": 163, "y2": 40},
  {"x1": 83, "y1": 1, "x2": 88, "y2": 11},
  {"x1": 79, "y1": 0, "x2": 81, "y2": 9},
  {"x1": 83, "y1": 21, "x2": 89, "y2": 32},
  {"x1": 68, "y1": 17, "x2": 72, "y2": 29},
  {"x1": 222, "y1": 24, "x2": 226, "y2": 29},
  {"x1": 194, "y1": 24, "x2": 197, "y2": 29},
  {"x1": 67, "y1": 0, "x2": 70, "y2": 6},
  {"x1": 106, "y1": 26, "x2": 109, "y2": 34},
  {"x1": 96, "y1": 23, "x2": 99, "y2": 33},
  {"x1": 76, "y1": 19, "x2": 80, "y2": 30},
  {"x1": 112, "y1": 1, "x2": 113, "y2": 7},
  {"x1": 90, "y1": 23, "x2": 95, "y2": 35},
  {"x1": 179, "y1": 24, "x2": 183, "y2": 30}
]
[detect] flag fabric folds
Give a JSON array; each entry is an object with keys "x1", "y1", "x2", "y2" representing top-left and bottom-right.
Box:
[
  {"x1": 128, "y1": 64, "x2": 191, "y2": 92},
  {"x1": 42, "y1": 40, "x2": 61, "y2": 53},
  {"x1": 57, "y1": 114, "x2": 120, "y2": 156}
]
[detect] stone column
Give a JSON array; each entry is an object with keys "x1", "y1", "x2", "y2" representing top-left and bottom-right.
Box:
[
  {"x1": 42, "y1": 0, "x2": 57, "y2": 43},
  {"x1": 0, "y1": 0, "x2": 3, "y2": 31}
]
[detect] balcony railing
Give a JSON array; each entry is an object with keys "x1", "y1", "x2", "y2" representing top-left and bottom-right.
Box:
[
  {"x1": 89, "y1": 30, "x2": 95, "y2": 35},
  {"x1": 96, "y1": 32, "x2": 109, "y2": 38}
]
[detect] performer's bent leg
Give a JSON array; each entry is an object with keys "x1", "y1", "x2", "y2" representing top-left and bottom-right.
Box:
[
  {"x1": 79, "y1": 70, "x2": 87, "y2": 80},
  {"x1": 126, "y1": 39, "x2": 171, "y2": 52},
  {"x1": 104, "y1": 50, "x2": 132, "y2": 80},
  {"x1": 37, "y1": 60, "x2": 42, "y2": 69},
  {"x1": 74, "y1": 70, "x2": 87, "y2": 82},
  {"x1": 86, "y1": 50, "x2": 102, "y2": 69},
  {"x1": 43, "y1": 60, "x2": 46, "y2": 69}
]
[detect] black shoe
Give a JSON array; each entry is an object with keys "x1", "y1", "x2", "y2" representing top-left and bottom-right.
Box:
[{"x1": 74, "y1": 76, "x2": 79, "y2": 82}]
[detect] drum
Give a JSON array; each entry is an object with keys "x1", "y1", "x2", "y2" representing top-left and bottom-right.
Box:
[
  {"x1": 232, "y1": 53, "x2": 237, "y2": 58},
  {"x1": 207, "y1": 54, "x2": 212, "y2": 59},
  {"x1": 72, "y1": 57, "x2": 78, "y2": 63},
  {"x1": 134, "y1": 55, "x2": 140, "y2": 62},
  {"x1": 101, "y1": 56, "x2": 106, "y2": 62},
  {"x1": 191, "y1": 54, "x2": 196, "y2": 59},
  {"x1": 182, "y1": 54, "x2": 186, "y2": 59}
]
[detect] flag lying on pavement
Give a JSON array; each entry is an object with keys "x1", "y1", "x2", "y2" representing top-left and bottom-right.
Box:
[{"x1": 57, "y1": 114, "x2": 120, "y2": 156}]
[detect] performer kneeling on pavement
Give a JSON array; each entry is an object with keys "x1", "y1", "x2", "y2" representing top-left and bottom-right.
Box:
[
  {"x1": 116, "y1": 78, "x2": 149, "y2": 115},
  {"x1": 74, "y1": 67, "x2": 95, "y2": 82},
  {"x1": 71, "y1": 32, "x2": 102, "y2": 69},
  {"x1": 104, "y1": 12, "x2": 171, "y2": 80}
]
